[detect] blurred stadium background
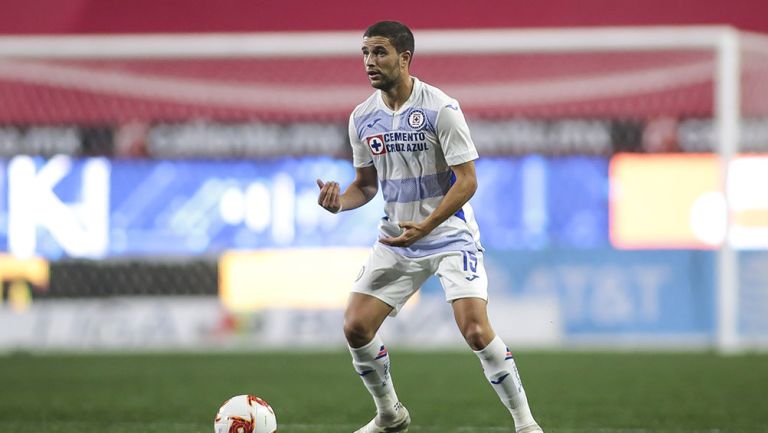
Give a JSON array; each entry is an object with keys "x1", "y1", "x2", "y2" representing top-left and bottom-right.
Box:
[{"x1": 1, "y1": 1, "x2": 768, "y2": 432}]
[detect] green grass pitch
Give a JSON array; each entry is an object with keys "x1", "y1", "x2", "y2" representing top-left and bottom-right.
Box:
[{"x1": 1, "y1": 350, "x2": 767, "y2": 432}]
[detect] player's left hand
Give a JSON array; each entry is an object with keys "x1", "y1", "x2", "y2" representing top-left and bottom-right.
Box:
[{"x1": 379, "y1": 221, "x2": 430, "y2": 247}]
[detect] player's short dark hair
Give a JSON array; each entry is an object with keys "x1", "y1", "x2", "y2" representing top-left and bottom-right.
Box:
[{"x1": 364, "y1": 21, "x2": 415, "y2": 56}]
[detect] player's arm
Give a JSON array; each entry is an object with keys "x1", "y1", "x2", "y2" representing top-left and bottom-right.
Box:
[
  {"x1": 317, "y1": 111, "x2": 379, "y2": 214},
  {"x1": 317, "y1": 164, "x2": 378, "y2": 214},
  {"x1": 379, "y1": 160, "x2": 476, "y2": 247}
]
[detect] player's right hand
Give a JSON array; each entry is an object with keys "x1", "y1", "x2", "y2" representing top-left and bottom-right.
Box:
[{"x1": 316, "y1": 179, "x2": 343, "y2": 214}]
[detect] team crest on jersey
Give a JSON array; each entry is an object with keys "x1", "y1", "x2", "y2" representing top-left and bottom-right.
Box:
[
  {"x1": 366, "y1": 134, "x2": 387, "y2": 155},
  {"x1": 407, "y1": 109, "x2": 426, "y2": 129}
]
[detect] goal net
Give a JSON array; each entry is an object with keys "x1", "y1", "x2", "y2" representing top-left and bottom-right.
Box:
[{"x1": 0, "y1": 27, "x2": 766, "y2": 351}]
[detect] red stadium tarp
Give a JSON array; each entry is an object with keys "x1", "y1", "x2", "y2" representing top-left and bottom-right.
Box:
[
  {"x1": 0, "y1": 0, "x2": 767, "y2": 35},
  {"x1": 0, "y1": 51, "x2": 716, "y2": 123}
]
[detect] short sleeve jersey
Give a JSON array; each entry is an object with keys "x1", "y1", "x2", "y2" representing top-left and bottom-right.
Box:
[{"x1": 349, "y1": 77, "x2": 483, "y2": 257}]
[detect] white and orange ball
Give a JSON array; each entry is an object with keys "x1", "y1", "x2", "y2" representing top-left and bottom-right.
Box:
[{"x1": 214, "y1": 395, "x2": 277, "y2": 433}]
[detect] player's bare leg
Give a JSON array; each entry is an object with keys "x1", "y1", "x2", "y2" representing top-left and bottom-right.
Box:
[
  {"x1": 345, "y1": 293, "x2": 410, "y2": 433},
  {"x1": 453, "y1": 297, "x2": 543, "y2": 433}
]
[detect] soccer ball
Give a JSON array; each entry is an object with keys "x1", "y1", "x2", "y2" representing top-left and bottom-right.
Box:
[{"x1": 214, "y1": 394, "x2": 277, "y2": 433}]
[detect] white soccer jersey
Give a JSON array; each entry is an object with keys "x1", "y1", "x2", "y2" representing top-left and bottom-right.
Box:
[{"x1": 349, "y1": 77, "x2": 483, "y2": 257}]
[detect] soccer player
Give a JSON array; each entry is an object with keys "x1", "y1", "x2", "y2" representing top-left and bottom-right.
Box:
[{"x1": 316, "y1": 21, "x2": 544, "y2": 433}]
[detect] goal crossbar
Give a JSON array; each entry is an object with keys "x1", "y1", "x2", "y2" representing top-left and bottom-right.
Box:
[{"x1": 0, "y1": 25, "x2": 745, "y2": 59}]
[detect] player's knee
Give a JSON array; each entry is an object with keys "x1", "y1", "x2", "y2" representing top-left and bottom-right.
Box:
[
  {"x1": 460, "y1": 322, "x2": 492, "y2": 351},
  {"x1": 343, "y1": 318, "x2": 376, "y2": 347}
]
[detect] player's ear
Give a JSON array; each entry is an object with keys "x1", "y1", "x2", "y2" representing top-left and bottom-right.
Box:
[{"x1": 400, "y1": 51, "x2": 412, "y2": 69}]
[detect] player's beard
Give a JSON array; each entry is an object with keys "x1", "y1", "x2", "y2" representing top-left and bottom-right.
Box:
[{"x1": 370, "y1": 70, "x2": 399, "y2": 91}]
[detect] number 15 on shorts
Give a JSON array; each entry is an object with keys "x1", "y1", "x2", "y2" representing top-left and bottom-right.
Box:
[{"x1": 462, "y1": 251, "x2": 479, "y2": 281}]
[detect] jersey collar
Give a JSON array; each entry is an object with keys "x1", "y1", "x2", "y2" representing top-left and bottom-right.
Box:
[{"x1": 377, "y1": 76, "x2": 421, "y2": 115}]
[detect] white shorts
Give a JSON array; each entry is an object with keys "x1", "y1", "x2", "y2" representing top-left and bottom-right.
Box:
[{"x1": 351, "y1": 243, "x2": 488, "y2": 316}]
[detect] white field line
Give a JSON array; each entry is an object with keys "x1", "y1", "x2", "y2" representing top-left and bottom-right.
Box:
[{"x1": 0, "y1": 59, "x2": 713, "y2": 112}]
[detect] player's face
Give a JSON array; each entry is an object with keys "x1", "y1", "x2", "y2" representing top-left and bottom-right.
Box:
[{"x1": 362, "y1": 36, "x2": 408, "y2": 91}]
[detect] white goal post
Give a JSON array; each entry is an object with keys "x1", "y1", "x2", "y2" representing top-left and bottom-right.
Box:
[{"x1": 0, "y1": 26, "x2": 766, "y2": 352}]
